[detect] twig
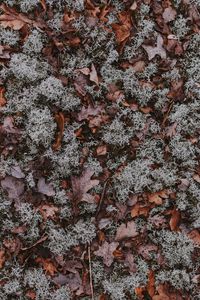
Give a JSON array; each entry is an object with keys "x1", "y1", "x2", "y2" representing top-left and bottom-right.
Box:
[
  {"x1": 95, "y1": 178, "x2": 109, "y2": 217},
  {"x1": 21, "y1": 234, "x2": 48, "y2": 251},
  {"x1": 88, "y1": 243, "x2": 94, "y2": 300}
]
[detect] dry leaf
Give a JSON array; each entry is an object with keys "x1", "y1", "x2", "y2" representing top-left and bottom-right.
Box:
[
  {"x1": 130, "y1": 1, "x2": 137, "y2": 11},
  {"x1": 193, "y1": 173, "x2": 200, "y2": 183},
  {"x1": 0, "y1": 249, "x2": 5, "y2": 269},
  {"x1": 163, "y1": 7, "x2": 177, "y2": 23},
  {"x1": 0, "y1": 14, "x2": 25, "y2": 30},
  {"x1": 147, "y1": 190, "x2": 168, "y2": 205},
  {"x1": 37, "y1": 177, "x2": 55, "y2": 196},
  {"x1": 115, "y1": 221, "x2": 138, "y2": 241},
  {"x1": 143, "y1": 34, "x2": 166, "y2": 60},
  {"x1": 38, "y1": 204, "x2": 59, "y2": 221},
  {"x1": 1, "y1": 176, "x2": 24, "y2": 199},
  {"x1": 77, "y1": 104, "x2": 104, "y2": 121},
  {"x1": 94, "y1": 241, "x2": 119, "y2": 267},
  {"x1": 26, "y1": 290, "x2": 36, "y2": 300},
  {"x1": 96, "y1": 145, "x2": 107, "y2": 156},
  {"x1": 169, "y1": 209, "x2": 180, "y2": 231},
  {"x1": 90, "y1": 64, "x2": 99, "y2": 85},
  {"x1": 36, "y1": 257, "x2": 57, "y2": 276},
  {"x1": 131, "y1": 203, "x2": 149, "y2": 218},
  {"x1": 188, "y1": 230, "x2": 200, "y2": 245},
  {"x1": 52, "y1": 112, "x2": 65, "y2": 151},
  {"x1": 112, "y1": 12, "x2": 132, "y2": 44},
  {"x1": 0, "y1": 87, "x2": 6, "y2": 107},
  {"x1": 147, "y1": 270, "x2": 155, "y2": 297},
  {"x1": 71, "y1": 168, "x2": 99, "y2": 203},
  {"x1": 10, "y1": 165, "x2": 25, "y2": 179}
]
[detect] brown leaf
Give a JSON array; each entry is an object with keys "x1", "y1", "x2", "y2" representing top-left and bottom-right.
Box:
[
  {"x1": 26, "y1": 290, "x2": 36, "y2": 300},
  {"x1": 37, "y1": 177, "x2": 55, "y2": 196},
  {"x1": 143, "y1": 34, "x2": 166, "y2": 60},
  {"x1": 0, "y1": 249, "x2": 5, "y2": 269},
  {"x1": 152, "y1": 285, "x2": 170, "y2": 300},
  {"x1": 96, "y1": 145, "x2": 107, "y2": 156},
  {"x1": 77, "y1": 104, "x2": 104, "y2": 121},
  {"x1": 38, "y1": 204, "x2": 59, "y2": 221},
  {"x1": 94, "y1": 241, "x2": 119, "y2": 267},
  {"x1": 147, "y1": 190, "x2": 168, "y2": 205},
  {"x1": 112, "y1": 12, "x2": 132, "y2": 44},
  {"x1": 169, "y1": 209, "x2": 180, "y2": 231},
  {"x1": 1, "y1": 176, "x2": 24, "y2": 199},
  {"x1": 147, "y1": 270, "x2": 155, "y2": 298},
  {"x1": 131, "y1": 203, "x2": 150, "y2": 218},
  {"x1": 52, "y1": 112, "x2": 65, "y2": 151},
  {"x1": 0, "y1": 14, "x2": 25, "y2": 30},
  {"x1": 193, "y1": 173, "x2": 200, "y2": 183},
  {"x1": 0, "y1": 87, "x2": 6, "y2": 107},
  {"x1": 138, "y1": 244, "x2": 158, "y2": 260},
  {"x1": 36, "y1": 257, "x2": 57, "y2": 276},
  {"x1": 90, "y1": 64, "x2": 99, "y2": 85},
  {"x1": 188, "y1": 230, "x2": 200, "y2": 245},
  {"x1": 115, "y1": 221, "x2": 138, "y2": 241},
  {"x1": 162, "y1": 7, "x2": 177, "y2": 23},
  {"x1": 71, "y1": 168, "x2": 99, "y2": 203}
]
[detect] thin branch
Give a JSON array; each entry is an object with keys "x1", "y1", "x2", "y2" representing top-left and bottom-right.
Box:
[
  {"x1": 95, "y1": 178, "x2": 109, "y2": 217},
  {"x1": 88, "y1": 243, "x2": 94, "y2": 300}
]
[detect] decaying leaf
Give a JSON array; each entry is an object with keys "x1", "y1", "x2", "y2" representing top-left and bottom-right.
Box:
[
  {"x1": 163, "y1": 7, "x2": 177, "y2": 23},
  {"x1": 115, "y1": 221, "x2": 138, "y2": 241},
  {"x1": 38, "y1": 204, "x2": 59, "y2": 221},
  {"x1": 94, "y1": 241, "x2": 119, "y2": 267},
  {"x1": 1, "y1": 176, "x2": 24, "y2": 199},
  {"x1": 52, "y1": 112, "x2": 65, "y2": 151},
  {"x1": 37, "y1": 177, "x2": 55, "y2": 196},
  {"x1": 71, "y1": 168, "x2": 99, "y2": 203},
  {"x1": 77, "y1": 104, "x2": 104, "y2": 121},
  {"x1": 11, "y1": 165, "x2": 25, "y2": 179},
  {"x1": 143, "y1": 35, "x2": 166, "y2": 60},
  {"x1": 188, "y1": 230, "x2": 200, "y2": 245},
  {"x1": 90, "y1": 64, "x2": 99, "y2": 85}
]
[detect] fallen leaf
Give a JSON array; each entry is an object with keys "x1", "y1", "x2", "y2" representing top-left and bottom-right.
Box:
[
  {"x1": 77, "y1": 104, "x2": 104, "y2": 121},
  {"x1": 1, "y1": 116, "x2": 21, "y2": 134},
  {"x1": 0, "y1": 249, "x2": 5, "y2": 269},
  {"x1": 131, "y1": 203, "x2": 150, "y2": 218},
  {"x1": 36, "y1": 257, "x2": 57, "y2": 276},
  {"x1": 188, "y1": 230, "x2": 200, "y2": 245},
  {"x1": 10, "y1": 165, "x2": 25, "y2": 179},
  {"x1": 112, "y1": 12, "x2": 132, "y2": 43},
  {"x1": 0, "y1": 14, "x2": 25, "y2": 30},
  {"x1": 193, "y1": 173, "x2": 200, "y2": 183},
  {"x1": 52, "y1": 112, "x2": 65, "y2": 151},
  {"x1": 37, "y1": 177, "x2": 55, "y2": 196},
  {"x1": 71, "y1": 168, "x2": 99, "y2": 203},
  {"x1": 169, "y1": 209, "x2": 180, "y2": 231},
  {"x1": 162, "y1": 7, "x2": 177, "y2": 23},
  {"x1": 26, "y1": 290, "x2": 36, "y2": 300},
  {"x1": 1, "y1": 176, "x2": 24, "y2": 199},
  {"x1": 115, "y1": 221, "x2": 138, "y2": 241},
  {"x1": 147, "y1": 190, "x2": 168, "y2": 205},
  {"x1": 94, "y1": 241, "x2": 119, "y2": 267},
  {"x1": 143, "y1": 34, "x2": 166, "y2": 60},
  {"x1": 96, "y1": 145, "x2": 107, "y2": 156},
  {"x1": 138, "y1": 244, "x2": 158, "y2": 260},
  {"x1": 0, "y1": 87, "x2": 6, "y2": 107},
  {"x1": 38, "y1": 204, "x2": 59, "y2": 221},
  {"x1": 90, "y1": 64, "x2": 99, "y2": 85},
  {"x1": 147, "y1": 270, "x2": 155, "y2": 298},
  {"x1": 130, "y1": 1, "x2": 137, "y2": 11},
  {"x1": 152, "y1": 285, "x2": 170, "y2": 300}
]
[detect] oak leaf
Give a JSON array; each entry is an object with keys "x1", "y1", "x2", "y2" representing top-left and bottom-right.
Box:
[
  {"x1": 143, "y1": 35, "x2": 166, "y2": 60},
  {"x1": 94, "y1": 241, "x2": 119, "y2": 267},
  {"x1": 71, "y1": 168, "x2": 99, "y2": 203},
  {"x1": 37, "y1": 177, "x2": 55, "y2": 196},
  {"x1": 1, "y1": 176, "x2": 24, "y2": 199}
]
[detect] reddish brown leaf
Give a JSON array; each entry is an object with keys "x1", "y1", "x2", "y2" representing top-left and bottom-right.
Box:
[
  {"x1": 147, "y1": 190, "x2": 168, "y2": 205},
  {"x1": 26, "y1": 290, "x2": 36, "y2": 300},
  {"x1": 169, "y1": 209, "x2": 180, "y2": 231},
  {"x1": 0, "y1": 87, "x2": 6, "y2": 107},
  {"x1": 193, "y1": 173, "x2": 200, "y2": 183},
  {"x1": 0, "y1": 249, "x2": 5, "y2": 269},
  {"x1": 188, "y1": 230, "x2": 200, "y2": 245},
  {"x1": 52, "y1": 112, "x2": 65, "y2": 151},
  {"x1": 96, "y1": 145, "x2": 107, "y2": 156},
  {"x1": 147, "y1": 270, "x2": 155, "y2": 297},
  {"x1": 94, "y1": 241, "x2": 119, "y2": 267},
  {"x1": 38, "y1": 204, "x2": 59, "y2": 221},
  {"x1": 36, "y1": 257, "x2": 57, "y2": 276}
]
